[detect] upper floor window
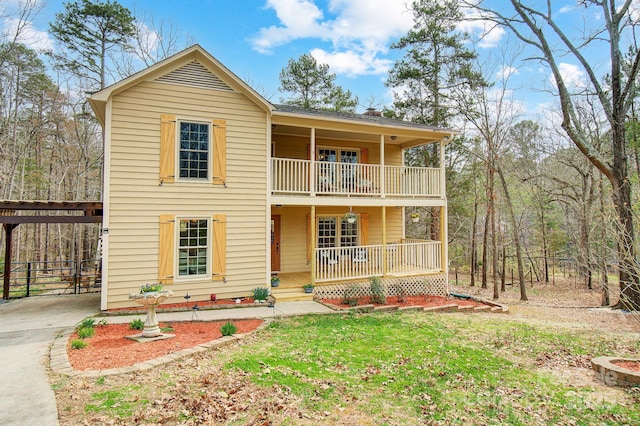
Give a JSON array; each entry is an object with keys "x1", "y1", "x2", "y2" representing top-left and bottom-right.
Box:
[
  {"x1": 160, "y1": 114, "x2": 226, "y2": 185},
  {"x1": 179, "y1": 121, "x2": 210, "y2": 180}
]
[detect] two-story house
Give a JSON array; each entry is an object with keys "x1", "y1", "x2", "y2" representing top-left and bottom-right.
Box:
[{"x1": 88, "y1": 45, "x2": 455, "y2": 310}]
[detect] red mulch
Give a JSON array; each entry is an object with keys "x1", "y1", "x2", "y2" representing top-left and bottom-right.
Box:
[
  {"x1": 321, "y1": 294, "x2": 489, "y2": 309},
  {"x1": 107, "y1": 297, "x2": 256, "y2": 313},
  {"x1": 613, "y1": 360, "x2": 640, "y2": 372},
  {"x1": 67, "y1": 319, "x2": 263, "y2": 371}
]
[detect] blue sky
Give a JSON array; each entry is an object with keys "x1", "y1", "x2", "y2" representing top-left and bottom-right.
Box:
[{"x1": 1, "y1": 0, "x2": 611, "y2": 117}]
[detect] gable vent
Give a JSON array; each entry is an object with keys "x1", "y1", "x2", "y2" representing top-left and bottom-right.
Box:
[{"x1": 155, "y1": 60, "x2": 234, "y2": 92}]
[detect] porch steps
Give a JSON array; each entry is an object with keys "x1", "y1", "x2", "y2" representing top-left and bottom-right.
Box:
[{"x1": 271, "y1": 287, "x2": 314, "y2": 302}]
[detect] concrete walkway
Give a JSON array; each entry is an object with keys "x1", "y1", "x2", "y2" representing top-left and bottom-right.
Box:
[
  {"x1": 0, "y1": 294, "x2": 334, "y2": 425},
  {"x1": 0, "y1": 293, "x2": 100, "y2": 426}
]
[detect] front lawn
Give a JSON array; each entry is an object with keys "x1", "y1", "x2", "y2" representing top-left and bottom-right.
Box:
[{"x1": 53, "y1": 311, "x2": 640, "y2": 425}]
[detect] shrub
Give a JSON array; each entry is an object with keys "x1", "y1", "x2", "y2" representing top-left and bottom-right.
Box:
[
  {"x1": 129, "y1": 318, "x2": 144, "y2": 330},
  {"x1": 78, "y1": 318, "x2": 96, "y2": 329},
  {"x1": 77, "y1": 327, "x2": 95, "y2": 339},
  {"x1": 160, "y1": 323, "x2": 174, "y2": 333},
  {"x1": 342, "y1": 284, "x2": 360, "y2": 306},
  {"x1": 71, "y1": 339, "x2": 88, "y2": 350},
  {"x1": 139, "y1": 283, "x2": 163, "y2": 293},
  {"x1": 220, "y1": 322, "x2": 237, "y2": 336},
  {"x1": 252, "y1": 287, "x2": 269, "y2": 301},
  {"x1": 370, "y1": 276, "x2": 386, "y2": 305}
]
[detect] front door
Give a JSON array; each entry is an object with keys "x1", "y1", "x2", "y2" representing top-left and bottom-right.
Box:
[{"x1": 271, "y1": 215, "x2": 281, "y2": 272}]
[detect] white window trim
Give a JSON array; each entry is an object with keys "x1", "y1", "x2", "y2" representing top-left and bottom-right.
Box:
[
  {"x1": 176, "y1": 118, "x2": 213, "y2": 183},
  {"x1": 316, "y1": 146, "x2": 360, "y2": 162},
  {"x1": 316, "y1": 214, "x2": 359, "y2": 248},
  {"x1": 175, "y1": 216, "x2": 211, "y2": 281}
]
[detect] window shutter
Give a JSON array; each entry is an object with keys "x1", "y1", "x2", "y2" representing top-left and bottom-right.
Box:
[
  {"x1": 158, "y1": 215, "x2": 174, "y2": 284},
  {"x1": 360, "y1": 213, "x2": 369, "y2": 245},
  {"x1": 361, "y1": 148, "x2": 369, "y2": 164},
  {"x1": 212, "y1": 214, "x2": 226, "y2": 280},
  {"x1": 160, "y1": 114, "x2": 176, "y2": 183},
  {"x1": 212, "y1": 119, "x2": 227, "y2": 184}
]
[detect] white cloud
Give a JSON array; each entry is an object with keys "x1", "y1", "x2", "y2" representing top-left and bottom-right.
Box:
[
  {"x1": 252, "y1": 0, "x2": 413, "y2": 75},
  {"x1": 2, "y1": 17, "x2": 53, "y2": 51},
  {"x1": 556, "y1": 62, "x2": 587, "y2": 89},
  {"x1": 311, "y1": 48, "x2": 392, "y2": 76},
  {"x1": 497, "y1": 65, "x2": 518, "y2": 80},
  {"x1": 459, "y1": 8, "x2": 506, "y2": 48}
]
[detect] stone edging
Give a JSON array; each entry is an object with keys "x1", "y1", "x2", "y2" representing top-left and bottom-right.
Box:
[
  {"x1": 317, "y1": 297, "x2": 509, "y2": 314},
  {"x1": 592, "y1": 356, "x2": 640, "y2": 387},
  {"x1": 49, "y1": 318, "x2": 273, "y2": 378}
]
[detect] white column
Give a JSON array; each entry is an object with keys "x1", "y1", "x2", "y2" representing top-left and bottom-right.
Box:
[
  {"x1": 380, "y1": 134, "x2": 385, "y2": 197},
  {"x1": 439, "y1": 137, "x2": 447, "y2": 197},
  {"x1": 310, "y1": 128, "x2": 316, "y2": 196}
]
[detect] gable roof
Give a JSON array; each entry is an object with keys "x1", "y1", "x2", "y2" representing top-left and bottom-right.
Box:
[
  {"x1": 87, "y1": 44, "x2": 273, "y2": 125},
  {"x1": 88, "y1": 44, "x2": 458, "y2": 143}
]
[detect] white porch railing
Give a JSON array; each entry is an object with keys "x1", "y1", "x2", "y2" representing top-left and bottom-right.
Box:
[
  {"x1": 315, "y1": 242, "x2": 442, "y2": 282},
  {"x1": 385, "y1": 166, "x2": 441, "y2": 197},
  {"x1": 271, "y1": 158, "x2": 441, "y2": 197},
  {"x1": 272, "y1": 158, "x2": 310, "y2": 193}
]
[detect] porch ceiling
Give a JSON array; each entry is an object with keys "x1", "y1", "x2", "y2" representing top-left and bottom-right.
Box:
[{"x1": 271, "y1": 120, "x2": 451, "y2": 149}]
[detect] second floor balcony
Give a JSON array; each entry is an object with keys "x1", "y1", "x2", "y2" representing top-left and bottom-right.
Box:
[{"x1": 271, "y1": 158, "x2": 443, "y2": 198}]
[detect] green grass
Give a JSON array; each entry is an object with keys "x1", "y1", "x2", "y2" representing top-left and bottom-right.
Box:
[
  {"x1": 85, "y1": 386, "x2": 147, "y2": 417},
  {"x1": 225, "y1": 312, "x2": 640, "y2": 425}
]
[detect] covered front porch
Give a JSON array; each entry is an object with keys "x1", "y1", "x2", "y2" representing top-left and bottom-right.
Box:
[{"x1": 269, "y1": 204, "x2": 447, "y2": 296}]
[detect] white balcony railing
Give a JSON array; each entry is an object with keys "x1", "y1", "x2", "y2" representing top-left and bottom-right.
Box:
[
  {"x1": 315, "y1": 242, "x2": 442, "y2": 282},
  {"x1": 271, "y1": 158, "x2": 441, "y2": 197}
]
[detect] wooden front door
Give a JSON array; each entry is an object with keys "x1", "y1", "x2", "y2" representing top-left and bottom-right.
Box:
[{"x1": 271, "y1": 215, "x2": 281, "y2": 272}]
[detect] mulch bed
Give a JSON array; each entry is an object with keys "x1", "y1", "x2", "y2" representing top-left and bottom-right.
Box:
[
  {"x1": 613, "y1": 360, "x2": 640, "y2": 372},
  {"x1": 67, "y1": 319, "x2": 263, "y2": 371},
  {"x1": 320, "y1": 294, "x2": 489, "y2": 309}
]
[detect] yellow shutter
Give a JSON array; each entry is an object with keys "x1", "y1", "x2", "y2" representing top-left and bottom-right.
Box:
[
  {"x1": 158, "y1": 215, "x2": 174, "y2": 284},
  {"x1": 212, "y1": 214, "x2": 226, "y2": 280},
  {"x1": 360, "y1": 148, "x2": 369, "y2": 164},
  {"x1": 360, "y1": 213, "x2": 369, "y2": 245},
  {"x1": 160, "y1": 114, "x2": 176, "y2": 183},
  {"x1": 212, "y1": 119, "x2": 226, "y2": 184}
]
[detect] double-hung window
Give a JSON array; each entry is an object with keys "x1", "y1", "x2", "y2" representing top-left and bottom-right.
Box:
[
  {"x1": 179, "y1": 121, "x2": 210, "y2": 180},
  {"x1": 178, "y1": 218, "x2": 209, "y2": 277},
  {"x1": 317, "y1": 215, "x2": 358, "y2": 248},
  {"x1": 158, "y1": 214, "x2": 226, "y2": 284},
  {"x1": 160, "y1": 114, "x2": 226, "y2": 185}
]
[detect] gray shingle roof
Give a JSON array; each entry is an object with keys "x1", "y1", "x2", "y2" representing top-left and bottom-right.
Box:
[{"x1": 272, "y1": 104, "x2": 454, "y2": 133}]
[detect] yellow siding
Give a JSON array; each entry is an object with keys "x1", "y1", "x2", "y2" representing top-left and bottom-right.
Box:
[
  {"x1": 107, "y1": 81, "x2": 267, "y2": 308},
  {"x1": 273, "y1": 135, "x2": 403, "y2": 166}
]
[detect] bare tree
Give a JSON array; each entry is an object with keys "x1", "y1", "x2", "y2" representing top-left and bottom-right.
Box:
[{"x1": 469, "y1": 0, "x2": 640, "y2": 310}]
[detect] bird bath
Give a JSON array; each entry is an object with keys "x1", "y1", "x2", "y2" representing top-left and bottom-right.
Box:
[{"x1": 128, "y1": 290, "x2": 174, "y2": 339}]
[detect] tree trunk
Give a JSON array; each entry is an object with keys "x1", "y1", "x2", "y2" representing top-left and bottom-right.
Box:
[
  {"x1": 470, "y1": 200, "x2": 478, "y2": 287},
  {"x1": 497, "y1": 167, "x2": 527, "y2": 300}
]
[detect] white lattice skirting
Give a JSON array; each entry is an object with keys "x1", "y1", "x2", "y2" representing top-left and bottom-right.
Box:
[{"x1": 314, "y1": 274, "x2": 448, "y2": 300}]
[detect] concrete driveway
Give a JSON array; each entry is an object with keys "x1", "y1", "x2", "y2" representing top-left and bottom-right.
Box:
[{"x1": 0, "y1": 293, "x2": 100, "y2": 426}]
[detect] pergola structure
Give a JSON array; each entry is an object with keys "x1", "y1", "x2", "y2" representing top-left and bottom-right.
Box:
[{"x1": 0, "y1": 200, "x2": 103, "y2": 300}]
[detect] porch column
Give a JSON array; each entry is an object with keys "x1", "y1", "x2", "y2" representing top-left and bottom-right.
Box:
[
  {"x1": 310, "y1": 128, "x2": 316, "y2": 196},
  {"x1": 3, "y1": 223, "x2": 18, "y2": 300},
  {"x1": 310, "y1": 205, "x2": 316, "y2": 286},
  {"x1": 439, "y1": 137, "x2": 447, "y2": 197},
  {"x1": 382, "y1": 206, "x2": 387, "y2": 276},
  {"x1": 379, "y1": 134, "x2": 385, "y2": 197}
]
